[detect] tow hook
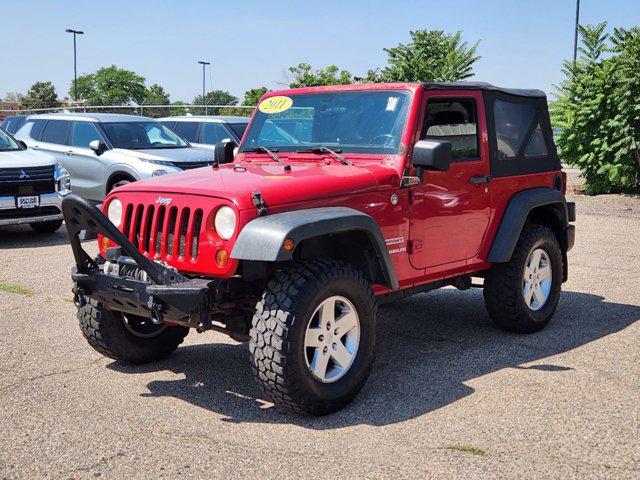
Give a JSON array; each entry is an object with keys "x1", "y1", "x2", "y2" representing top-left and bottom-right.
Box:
[
  {"x1": 72, "y1": 286, "x2": 86, "y2": 308},
  {"x1": 148, "y1": 296, "x2": 165, "y2": 325}
]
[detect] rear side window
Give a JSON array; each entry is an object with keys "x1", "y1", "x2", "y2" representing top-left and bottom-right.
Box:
[
  {"x1": 494, "y1": 101, "x2": 536, "y2": 159},
  {"x1": 227, "y1": 122, "x2": 248, "y2": 139},
  {"x1": 41, "y1": 120, "x2": 71, "y2": 145},
  {"x1": 422, "y1": 98, "x2": 478, "y2": 160},
  {"x1": 202, "y1": 123, "x2": 230, "y2": 144},
  {"x1": 172, "y1": 122, "x2": 199, "y2": 143},
  {"x1": 71, "y1": 122, "x2": 103, "y2": 148},
  {"x1": 29, "y1": 119, "x2": 46, "y2": 140}
]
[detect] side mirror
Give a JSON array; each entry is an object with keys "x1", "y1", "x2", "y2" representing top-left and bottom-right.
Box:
[
  {"x1": 17, "y1": 140, "x2": 27, "y2": 150},
  {"x1": 89, "y1": 140, "x2": 107, "y2": 156},
  {"x1": 214, "y1": 140, "x2": 236, "y2": 164},
  {"x1": 412, "y1": 139, "x2": 452, "y2": 172}
]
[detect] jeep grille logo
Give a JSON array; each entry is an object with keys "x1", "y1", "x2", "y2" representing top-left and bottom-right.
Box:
[
  {"x1": 155, "y1": 196, "x2": 172, "y2": 206},
  {"x1": 19, "y1": 169, "x2": 30, "y2": 179}
]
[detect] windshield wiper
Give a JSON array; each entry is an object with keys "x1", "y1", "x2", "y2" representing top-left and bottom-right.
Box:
[
  {"x1": 296, "y1": 146, "x2": 352, "y2": 166},
  {"x1": 244, "y1": 146, "x2": 283, "y2": 162}
]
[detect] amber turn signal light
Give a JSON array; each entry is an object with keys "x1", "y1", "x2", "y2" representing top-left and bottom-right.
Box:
[
  {"x1": 283, "y1": 238, "x2": 295, "y2": 251},
  {"x1": 100, "y1": 236, "x2": 111, "y2": 251},
  {"x1": 216, "y1": 249, "x2": 229, "y2": 267}
]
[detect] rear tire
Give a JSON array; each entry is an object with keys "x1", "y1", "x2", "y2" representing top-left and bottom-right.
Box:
[
  {"x1": 78, "y1": 297, "x2": 189, "y2": 364},
  {"x1": 249, "y1": 260, "x2": 377, "y2": 415},
  {"x1": 30, "y1": 219, "x2": 63, "y2": 233},
  {"x1": 484, "y1": 224, "x2": 563, "y2": 333}
]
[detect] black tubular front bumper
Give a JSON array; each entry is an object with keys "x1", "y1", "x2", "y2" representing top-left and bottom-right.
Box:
[{"x1": 62, "y1": 194, "x2": 211, "y2": 325}]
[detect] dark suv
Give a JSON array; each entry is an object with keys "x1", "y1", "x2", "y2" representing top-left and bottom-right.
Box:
[{"x1": 63, "y1": 82, "x2": 575, "y2": 415}]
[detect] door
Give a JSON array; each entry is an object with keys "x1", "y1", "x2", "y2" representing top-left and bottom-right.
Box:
[
  {"x1": 65, "y1": 121, "x2": 107, "y2": 200},
  {"x1": 408, "y1": 91, "x2": 492, "y2": 269}
]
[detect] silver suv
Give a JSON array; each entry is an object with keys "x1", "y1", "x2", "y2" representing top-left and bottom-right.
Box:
[
  {"x1": 0, "y1": 127, "x2": 71, "y2": 232},
  {"x1": 15, "y1": 113, "x2": 218, "y2": 202},
  {"x1": 159, "y1": 115, "x2": 249, "y2": 151}
]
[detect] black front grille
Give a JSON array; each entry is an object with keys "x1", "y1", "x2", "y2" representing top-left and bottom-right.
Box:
[
  {"x1": 0, "y1": 166, "x2": 56, "y2": 197},
  {"x1": 0, "y1": 180, "x2": 56, "y2": 196},
  {"x1": 0, "y1": 165, "x2": 55, "y2": 182},
  {"x1": 172, "y1": 161, "x2": 217, "y2": 170},
  {"x1": 0, "y1": 206, "x2": 60, "y2": 220}
]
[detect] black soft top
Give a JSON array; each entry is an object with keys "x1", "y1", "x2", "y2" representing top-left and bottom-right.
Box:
[{"x1": 422, "y1": 82, "x2": 546, "y2": 98}]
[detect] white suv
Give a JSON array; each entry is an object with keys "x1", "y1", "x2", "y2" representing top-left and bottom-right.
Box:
[
  {"x1": 15, "y1": 113, "x2": 218, "y2": 202},
  {"x1": 0, "y1": 127, "x2": 71, "y2": 233}
]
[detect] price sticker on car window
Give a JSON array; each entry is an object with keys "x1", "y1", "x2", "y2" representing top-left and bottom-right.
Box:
[
  {"x1": 386, "y1": 96, "x2": 399, "y2": 111},
  {"x1": 259, "y1": 96, "x2": 293, "y2": 114}
]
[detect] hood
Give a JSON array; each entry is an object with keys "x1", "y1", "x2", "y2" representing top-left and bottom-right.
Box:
[
  {"x1": 115, "y1": 146, "x2": 215, "y2": 163},
  {"x1": 0, "y1": 149, "x2": 57, "y2": 168},
  {"x1": 116, "y1": 162, "x2": 382, "y2": 210}
]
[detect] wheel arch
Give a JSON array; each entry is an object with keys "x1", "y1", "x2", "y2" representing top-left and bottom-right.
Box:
[
  {"x1": 231, "y1": 207, "x2": 399, "y2": 290},
  {"x1": 487, "y1": 187, "x2": 570, "y2": 273}
]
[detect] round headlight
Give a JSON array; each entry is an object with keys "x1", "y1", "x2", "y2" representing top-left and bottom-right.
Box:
[
  {"x1": 214, "y1": 206, "x2": 236, "y2": 240},
  {"x1": 107, "y1": 198, "x2": 123, "y2": 228}
]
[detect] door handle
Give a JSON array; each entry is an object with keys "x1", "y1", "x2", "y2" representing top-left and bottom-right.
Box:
[
  {"x1": 32, "y1": 145, "x2": 40, "y2": 150},
  {"x1": 65, "y1": 150, "x2": 73, "y2": 156},
  {"x1": 469, "y1": 175, "x2": 491, "y2": 185}
]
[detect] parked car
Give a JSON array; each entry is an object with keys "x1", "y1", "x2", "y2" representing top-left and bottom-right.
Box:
[
  {"x1": 0, "y1": 127, "x2": 70, "y2": 232},
  {"x1": 62, "y1": 82, "x2": 575, "y2": 415},
  {"x1": 159, "y1": 115, "x2": 249, "y2": 150},
  {"x1": 15, "y1": 113, "x2": 218, "y2": 202},
  {"x1": 2, "y1": 115, "x2": 28, "y2": 135}
]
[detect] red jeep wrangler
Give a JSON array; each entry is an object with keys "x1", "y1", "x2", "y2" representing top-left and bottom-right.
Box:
[{"x1": 63, "y1": 82, "x2": 575, "y2": 415}]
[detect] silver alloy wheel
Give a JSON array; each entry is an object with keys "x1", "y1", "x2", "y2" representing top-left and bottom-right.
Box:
[
  {"x1": 522, "y1": 248, "x2": 553, "y2": 311},
  {"x1": 303, "y1": 295, "x2": 361, "y2": 383}
]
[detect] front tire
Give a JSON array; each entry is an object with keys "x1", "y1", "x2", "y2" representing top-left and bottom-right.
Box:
[
  {"x1": 249, "y1": 260, "x2": 377, "y2": 415},
  {"x1": 484, "y1": 224, "x2": 563, "y2": 333},
  {"x1": 30, "y1": 219, "x2": 63, "y2": 233},
  {"x1": 78, "y1": 297, "x2": 189, "y2": 364}
]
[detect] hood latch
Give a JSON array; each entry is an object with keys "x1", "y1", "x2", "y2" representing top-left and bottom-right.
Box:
[{"x1": 252, "y1": 190, "x2": 268, "y2": 216}]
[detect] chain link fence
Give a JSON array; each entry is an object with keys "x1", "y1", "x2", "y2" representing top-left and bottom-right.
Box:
[{"x1": 0, "y1": 104, "x2": 255, "y2": 119}]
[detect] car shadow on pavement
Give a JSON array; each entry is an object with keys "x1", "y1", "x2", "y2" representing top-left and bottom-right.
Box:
[
  {"x1": 0, "y1": 224, "x2": 72, "y2": 248},
  {"x1": 108, "y1": 288, "x2": 640, "y2": 429}
]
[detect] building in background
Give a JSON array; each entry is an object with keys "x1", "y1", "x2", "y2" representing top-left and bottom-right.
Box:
[{"x1": 0, "y1": 101, "x2": 22, "y2": 121}]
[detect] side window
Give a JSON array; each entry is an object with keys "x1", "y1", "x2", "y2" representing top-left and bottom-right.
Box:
[
  {"x1": 524, "y1": 124, "x2": 548, "y2": 157},
  {"x1": 494, "y1": 100, "x2": 536, "y2": 159},
  {"x1": 41, "y1": 120, "x2": 71, "y2": 145},
  {"x1": 172, "y1": 122, "x2": 199, "y2": 143},
  {"x1": 29, "y1": 119, "x2": 46, "y2": 140},
  {"x1": 71, "y1": 122, "x2": 103, "y2": 148},
  {"x1": 422, "y1": 98, "x2": 478, "y2": 160},
  {"x1": 202, "y1": 123, "x2": 229, "y2": 144}
]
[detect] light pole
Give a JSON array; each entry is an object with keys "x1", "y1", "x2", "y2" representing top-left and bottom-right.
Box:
[
  {"x1": 65, "y1": 28, "x2": 84, "y2": 103},
  {"x1": 197, "y1": 60, "x2": 210, "y2": 102},
  {"x1": 573, "y1": 0, "x2": 581, "y2": 62}
]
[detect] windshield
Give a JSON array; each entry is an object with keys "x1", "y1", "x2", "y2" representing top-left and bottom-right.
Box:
[
  {"x1": 241, "y1": 90, "x2": 411, "y2": 155},
  {"x1": 102, "y1": 122, "x2": 189, "y2": 150},
  {"x1": 0, "y1": 128, "x2": 22, "y2": 152}
]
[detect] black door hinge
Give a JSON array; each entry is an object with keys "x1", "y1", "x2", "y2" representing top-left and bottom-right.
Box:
[{"x1": 252, "y1": 191, "x2": 268, "y2": 216}]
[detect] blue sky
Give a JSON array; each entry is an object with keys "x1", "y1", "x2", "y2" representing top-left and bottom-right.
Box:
[{"x1": 2, "y1": 0, "x2": 639, "y2": 102}]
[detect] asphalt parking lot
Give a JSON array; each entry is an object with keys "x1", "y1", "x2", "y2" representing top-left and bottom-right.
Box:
[{"x1": 0, "y1": 194, "x2": 638, "y2": 479}]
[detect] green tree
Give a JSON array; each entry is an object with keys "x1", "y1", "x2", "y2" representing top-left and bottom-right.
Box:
[
  {"x1": 192, "y1": 90, "x2": 239, "y2": 114},
  {"x1": 287, "y1": 63, "x2": 353, "y2": 88},
  {"x1": 242, "y1": 87, "x2": 269, "y2": 105},
  {"x1": 219, "y1": 87, "x2": 269, "y2": 116},
  {"x1": 22, "y1": 81, "x2": 59, "y2": 110},
  {"x1": 144, "y1": 84, "x2": 171, "y2": 117},
  {"x1": 170, "y1": 100, "x2": 189, "y2": 116},
  {"x1": 4, "y1": 92, "x2": 24, "y2": 103},
  {"x1": 73, "y1": 65, "x2": 147, "y2": 105},
  {"x1": 552, "y1": 23, "x2": 640, "y2": 194},
  {"x1": 378, "y1": 29, "x2": 480, "y2": 82}
]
